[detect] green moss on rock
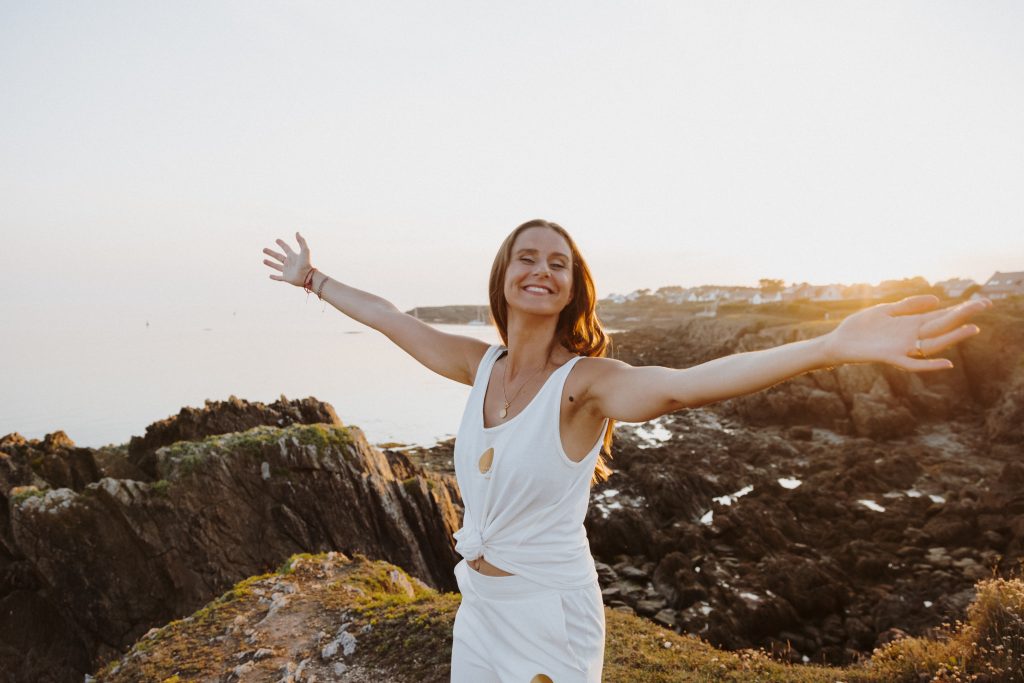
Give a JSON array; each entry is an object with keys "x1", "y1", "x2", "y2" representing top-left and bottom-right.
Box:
[
  {"x1": 159, "y1": 423, "x2": 354, "y2": 480},
  {"x1": 10, "y1": 485, "x2": 48, "y2": 504}
]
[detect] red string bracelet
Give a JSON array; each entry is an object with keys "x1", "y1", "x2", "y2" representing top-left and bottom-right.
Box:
[
  {"x1": 302, "y1": 267, "x2": 327, "y2": 311},
  {"x1": 302, "y1": 267, "x2": 315, "y2": 292}
]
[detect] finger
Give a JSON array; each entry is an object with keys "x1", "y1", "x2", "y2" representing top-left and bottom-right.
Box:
[
  {"x1": 263, "y1": 259, "x2": 283, "y2": 271},
  {"x1": 915, "y1": 301, "x2": 967, "y2": 325},
  {"x1": 893, "y1": 355, "x2": 955, "y2": 372},
  {"x1": 885, "y1": 294, "x2": 940, "y2": 316},
  {"x1": 917, "y1": 323, "x2": 980, "y2": 355},
  {"x1": 295, "y1": 231, "x2": 307, "y2": 250},
  {"x1": 276, "y1": 238, "x2": 296, "y2": 256},
  {"x1": 918, "y1": 300, "x2": 989, "y2": 338},
  {"x1": 270, "y1": 274, "x2": 281, "y2": 281},
  {"x1": 263, "y1": 247, "x2": 286, "y2": 262}
]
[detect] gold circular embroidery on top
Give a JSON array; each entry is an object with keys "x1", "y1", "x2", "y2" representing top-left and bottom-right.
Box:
[
  {"x1": 477, "y1": 447, "x2": 495, "y2": 474},
  {"x1": 530, "y1": 675, "x2": 554, "y2": 683}
]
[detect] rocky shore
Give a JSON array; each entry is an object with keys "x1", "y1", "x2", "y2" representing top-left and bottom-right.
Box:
[
  {"x1": 1, "y1": 298, "x2": 1020, "y2": 681},
  {"x1": 581, "y1": 299, "x2": 1023, "y2": 665},
  {"x1": 1, "y1": 399, "x2": 466, "y2": 683}
]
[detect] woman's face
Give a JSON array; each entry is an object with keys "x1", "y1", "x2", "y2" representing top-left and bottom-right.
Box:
[{"x1": 504, "y1": 227, "x2": 574, "y2": 317}]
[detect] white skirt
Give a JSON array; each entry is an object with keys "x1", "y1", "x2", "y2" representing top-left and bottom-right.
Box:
[{"x1": 450, "y1": 558, "x2": 606, "y2": 683}]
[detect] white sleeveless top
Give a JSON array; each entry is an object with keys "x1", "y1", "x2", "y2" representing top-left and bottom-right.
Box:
[{"x1": 452, "y1": 344, "x2": 608, "y2": 590}]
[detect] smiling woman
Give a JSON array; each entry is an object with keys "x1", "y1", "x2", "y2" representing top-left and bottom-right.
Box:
[{"x1": 261, "y1": 218, "x2": 991, "y2": 682}]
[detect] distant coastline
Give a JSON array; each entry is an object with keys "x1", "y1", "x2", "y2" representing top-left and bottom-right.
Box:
[{"x1": 406, "y1": 271, "x2": 1022, "y2": 328}]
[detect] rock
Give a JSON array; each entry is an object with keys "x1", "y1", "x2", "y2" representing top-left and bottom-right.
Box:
[
  {"x1": 594, "y1": 561, "x2": 617, "y2": 584},
  {"x1": 981, "y1": 530, "x2": 1005, "y2": 548},
  {"x1": 985, "y1": 367, "x2": 1024, "y2": 443},
  {"x1": 925, "y1": 547, "x2": 953, "y2": 568},
  {"x1": 0, "y1": 400, "x2": 464, "y2": 683},
  {"x1": 618, "y1": 564, "x2": 650, "y2": 581},
  {"x1": 850, "y1": 395, "x2": 916, "y2": 440},
  {"x1": 787, "y1": 425, "x2": 813, "y2": 441},
  {"x1": 952, "y1": 558, "x2": 988, "y2": 581},
  {"x1": 634, "y1": 598, "x2": 667, "y2": 617},
  {"x1": 923, "y1": 514, "x2": 975, "y2": 546},
  {"x1": 233, "y1": 661, "x2": 255, "y2": 676},
  {"x1": 854, "y1": 556, "x2": 888, "y2": 579},
  {"x1": 653, "y1": 608, "x2": 677, "y2": 628},
  {"x1": 874, "y1": 627, "x2": 910, "y2": 648}
]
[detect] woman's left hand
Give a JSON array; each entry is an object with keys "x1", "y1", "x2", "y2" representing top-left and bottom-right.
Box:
[{"x1": 825, "y1": 295, "x2": 993, "y2": 371}]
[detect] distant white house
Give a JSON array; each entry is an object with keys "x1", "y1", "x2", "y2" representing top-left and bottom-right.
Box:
[
  {"x1": 685, "y1": 286, "x2": 725, "y2": 303},
  {"x1": 935, "y1": 278, "x2": 976, "y2": 298},
  {"x1": 656, "y1": 286, "x2": 687, "y2": 304},
  {"x1": 727, "y1": 286, "x2": 759, "y2": 302},
  {"x1": 752, "y1": 291, "x2": 783, "y2": 305},
  {"x1": 781, "y1": 283, "x2": 815, "y2": 301},
  {"x1": 812, "y1": 284, "x2": 844, "y2": 301},
  {"x1": 977, "y1": 271, "x2": 1024, "y2": 300}
]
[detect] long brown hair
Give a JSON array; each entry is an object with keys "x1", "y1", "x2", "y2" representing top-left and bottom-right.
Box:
[{"x1": 487, "y1": 219, "x2": 615, "y2": 486}]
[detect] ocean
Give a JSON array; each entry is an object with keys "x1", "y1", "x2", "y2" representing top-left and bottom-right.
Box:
[{"x1": 1, "y1": 310, "x2": 501, "y2": 450}]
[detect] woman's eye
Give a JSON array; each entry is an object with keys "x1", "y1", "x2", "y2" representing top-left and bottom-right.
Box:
[{"x1": 518, "y1": 257, "x2": 566, "y2": 268}]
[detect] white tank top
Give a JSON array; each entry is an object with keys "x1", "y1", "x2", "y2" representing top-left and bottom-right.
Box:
[{"x1": 452, "y1": 343, "x2": 608, "y2": 590}]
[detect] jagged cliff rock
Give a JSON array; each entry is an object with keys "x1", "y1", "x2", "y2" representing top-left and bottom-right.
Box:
[
  {"x1": 0, "y1": 397, "x2": 463, "y2": 683},
  {"x1": 127, "y1": 394, "x2": 344, "y2": 479}
]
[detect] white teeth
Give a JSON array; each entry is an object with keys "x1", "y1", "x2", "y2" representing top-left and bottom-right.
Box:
[{"x1": 525, "y1": 286, "x2": 550, "y2": 293}]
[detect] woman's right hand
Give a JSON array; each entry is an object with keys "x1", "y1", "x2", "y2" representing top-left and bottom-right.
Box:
[{"x1": 263, "y1": 232, "x2": 313, "y2": 287}]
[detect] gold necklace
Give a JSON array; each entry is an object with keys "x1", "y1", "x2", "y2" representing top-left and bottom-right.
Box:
[{"x1": 499, "y1": 350, "x2": 551, "y2": 419}]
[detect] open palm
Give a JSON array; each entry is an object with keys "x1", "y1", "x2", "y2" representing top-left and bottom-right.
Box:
[
  {"x1": 828, "y1": 295, "x2": 992, "y2": 372},
  {"x1": 263, "y1": 232, "x2": 312, "y2": 287}
]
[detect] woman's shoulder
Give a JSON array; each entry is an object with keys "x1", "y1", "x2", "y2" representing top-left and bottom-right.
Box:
[
  {"x1": 566, "y1": 355, "x2": 631, "y2": 394},
  {"x1": 574, "y1": 355, "x2": 629, "y2": 371}
]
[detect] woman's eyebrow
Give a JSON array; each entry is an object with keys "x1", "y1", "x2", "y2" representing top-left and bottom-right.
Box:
[{"x1": 514, "y1": 248, "x2": 569, "y2": 260}]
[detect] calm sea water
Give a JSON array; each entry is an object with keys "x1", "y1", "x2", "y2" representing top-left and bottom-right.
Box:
[{"x1": 1, "y1": 310, "x2": 501, "y2": 450}]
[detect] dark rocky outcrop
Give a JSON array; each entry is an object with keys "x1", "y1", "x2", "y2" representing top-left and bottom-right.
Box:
[
  {"x1": 574, "y1": 302, "x2": 1024, "y2": 666},
  {"x1": 1, "y1": 397, "x2": 464, "y2": 683},
  {"x1": 126, "y1": 394, "x2": 343, "y2": 479},
  {"x1": 582, "y1": 411, "x2": 1022, "y2": 665}
]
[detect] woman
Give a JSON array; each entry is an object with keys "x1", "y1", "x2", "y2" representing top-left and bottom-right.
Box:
[{"x1": 263, "y1": 219, "x2": 991, "y2": 682}]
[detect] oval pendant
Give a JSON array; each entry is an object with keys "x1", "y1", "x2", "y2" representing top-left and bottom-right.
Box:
[
  {"x1": 499, "y1": 407, "x2": 507, "y2": 418},
  {"x1": 478, "y1": 447, "x2": 495, "y2": 474}
]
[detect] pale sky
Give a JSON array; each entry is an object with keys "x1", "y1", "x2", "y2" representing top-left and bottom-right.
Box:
[{"x1": 2, "y1": 1, "x2": 1022, "y2": 328}]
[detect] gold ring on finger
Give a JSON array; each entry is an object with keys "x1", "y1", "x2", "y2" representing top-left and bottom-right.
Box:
[{"x1": 911, "y1": 338, "x2": 927, "y2": 358}]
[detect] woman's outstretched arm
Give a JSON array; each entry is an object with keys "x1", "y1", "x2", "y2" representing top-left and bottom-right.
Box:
[
  {"x1": 262, "y1": 232, "x2": 488, "y2": 385},
  {"x1": 585, "y1": 295, "x2": 994, "y2": 423}
]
